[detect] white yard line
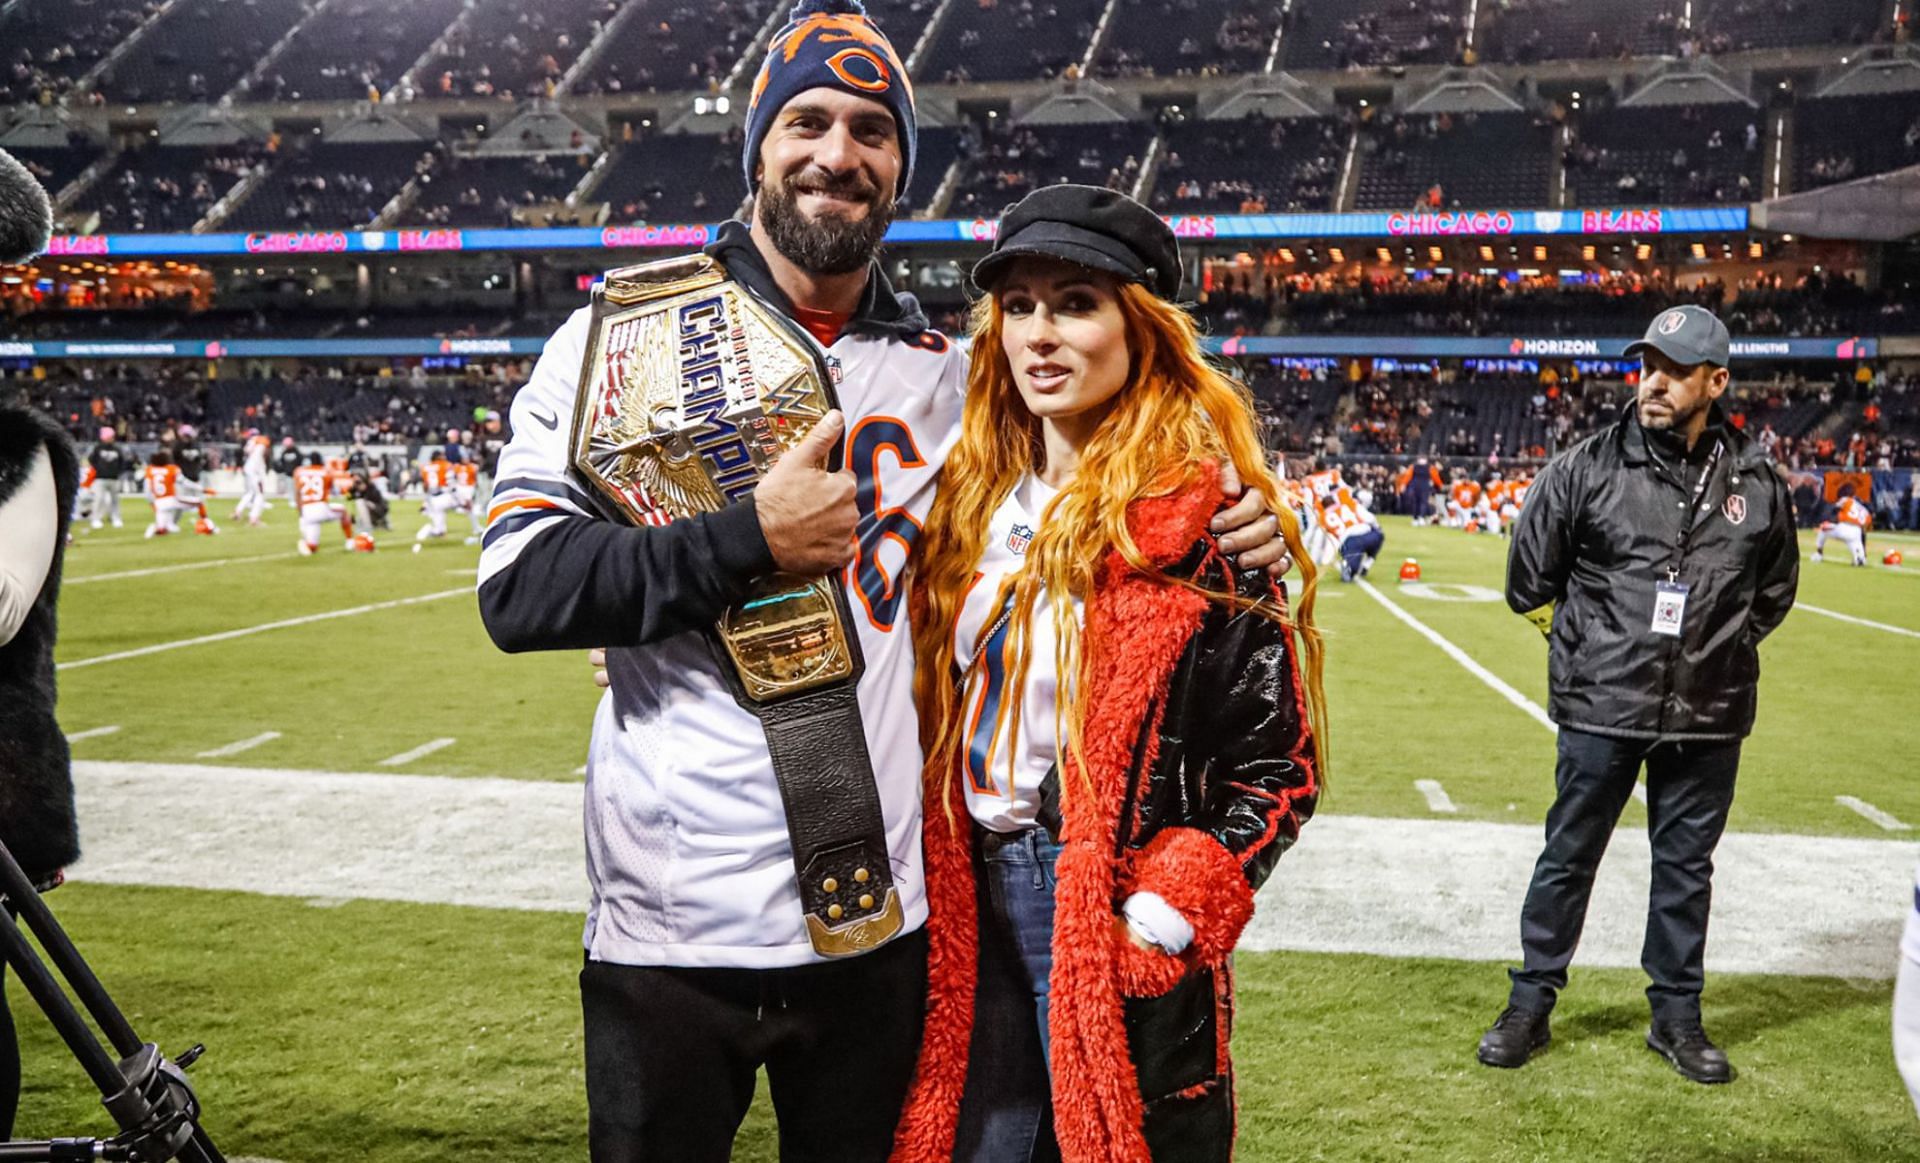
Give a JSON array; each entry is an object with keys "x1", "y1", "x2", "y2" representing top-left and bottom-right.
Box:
[
  {"x1": 1837, "y1": 795, "x2": 1912, "y2": 832},
  {"x1": 66, "y1": 554, "x2": 285, "y2": 585},
  {"x1": 63, "y1": 761, "x2": 1913, "y2": 979},
  {"x1": 1796, "y1": 602, "x2": 1920, "y2": 639},
  {"x1": 197, "y1": 732, "x2": 283, "y2": 759},
  {"x1": 57, "y1": 589, "x2": 470, "y2": 671},
  {"x1": 1357, "y1": 580, "x2": 1556, "y2": 731},
  {"x1": 380, "y1": 738, "x2": 457, "y2": 766},
  {"x1": 1632, "y1": 781, "x2": 1648, "y2": 805},
  {"x1": 1414, "y1": 779, "x2": 1458, "y2": 813},
  {"x1": 66, "y1": 725, "x2": 121, "y2": 742}
]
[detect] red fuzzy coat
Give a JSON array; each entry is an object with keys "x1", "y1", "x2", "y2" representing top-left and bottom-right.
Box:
[{"x1": 892, "y1": 472, "x2": 1318, "y2": 1163}]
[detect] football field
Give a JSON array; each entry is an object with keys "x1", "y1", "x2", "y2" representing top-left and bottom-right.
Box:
[{"x1": 12, "y1": 502, "x2": 1920, "y2": 1160}]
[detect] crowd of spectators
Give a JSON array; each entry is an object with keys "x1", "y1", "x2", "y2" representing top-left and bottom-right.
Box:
[
  {"x1": 1562, "y1": 105, "x2": 1761, "y2": 206},
  {"x1": 921, "y1": 0, "x2": 1102, "y2": 84},
  {"x1": 947, "y1": 121, "x2": 1148, "y2": 219},
  {"x1": 1093, "y1": 0, "x2": 1274, "y2": 79},
  {"x1": 573, "y1": 0, "x2": 769, "y2": 95},
  {"x1": 1, "y1": 0, "x2": 158, "y2": 106},
  {"x1": 419, "y1": 0, "x2": 621, "y2": 102},
  {"x1": 1152, "y1": 115, "x2": 1343, "y2": 215},
  {"x1": 68, "y1": 143, "x2": 264, "y2": 234},
  {"x1": 1193, "y1": 267, "x2": 1738, "y2": 338},
  {"x1": 1284, "y1": 0, "x2": 1463, "y2": 70}
]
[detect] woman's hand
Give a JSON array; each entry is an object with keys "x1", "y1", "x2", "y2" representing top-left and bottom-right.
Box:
[
  {"x1": 1214, "y1": 460, "x2": 1292, "y2": 578},
  {"x1": 588, "y1": 647, "x2": 609, "y2": 689}
]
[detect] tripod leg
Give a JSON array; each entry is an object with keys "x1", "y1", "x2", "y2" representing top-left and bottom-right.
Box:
[{"x1": 0, "y1": 851, "x2": 137, "y2": 1058}]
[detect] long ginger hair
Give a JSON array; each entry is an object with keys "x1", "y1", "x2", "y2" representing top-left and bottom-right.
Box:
[{"x1": 911, "y1": 277, "x2": 1329, "y2": 817}]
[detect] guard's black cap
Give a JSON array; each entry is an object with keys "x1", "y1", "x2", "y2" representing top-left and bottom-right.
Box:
[{"x1": 971, "y1": 184, "x2": 1181, "y2": 300}]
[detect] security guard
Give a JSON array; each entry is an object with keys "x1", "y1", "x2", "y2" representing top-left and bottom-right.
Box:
[{"x1": 1477, "y1": 305, "x2": 1799, "y2": 1084}]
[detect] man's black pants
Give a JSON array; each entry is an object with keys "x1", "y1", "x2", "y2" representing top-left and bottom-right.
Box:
[
  {"x1": 1508, "y1": 728, "x2": 1741, "y2": 1023},
  {"x1": 581, "y1": 928, "x2": 927, "y2": 1163}
]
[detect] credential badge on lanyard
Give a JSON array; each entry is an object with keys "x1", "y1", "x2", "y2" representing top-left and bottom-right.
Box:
[{"x1": 1653, "y1": 441, "x2": 1720, "y2": 639}]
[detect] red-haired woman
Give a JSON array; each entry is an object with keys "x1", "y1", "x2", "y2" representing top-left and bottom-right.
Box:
[{"x1": 891, "y1": 185, "x2": 1326, "y2": 1163}]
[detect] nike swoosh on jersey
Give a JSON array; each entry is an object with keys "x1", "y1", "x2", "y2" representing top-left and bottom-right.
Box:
[{"x1": 530, "y1": 408, "x2": 560, "y2": 430}]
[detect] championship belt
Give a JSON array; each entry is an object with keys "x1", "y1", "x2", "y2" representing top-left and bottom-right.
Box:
[{"x1": 570, "y1": 253, "x2": 903, "y2": 958}]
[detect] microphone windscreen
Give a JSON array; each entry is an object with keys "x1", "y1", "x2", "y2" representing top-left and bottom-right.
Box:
[{"x1": 0, "y1": 147, "x2": 55, "y2": 265}]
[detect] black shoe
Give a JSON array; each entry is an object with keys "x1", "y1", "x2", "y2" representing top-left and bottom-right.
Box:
[
  {"x1": 1477, "y1": 1005, "x2": 1551, "y2": 1068},
  {"x1": 1647, "y1": 1019, "x2": 1733, "y2": 1084}
]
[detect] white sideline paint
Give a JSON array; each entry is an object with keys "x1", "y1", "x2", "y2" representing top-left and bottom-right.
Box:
[
  {"x1": 1632, "y1": 781, "x2": 1648, "y2": 805},
  {"x1": 63, "y1": 762, "x2": 1911, "y2": 979},
  {"x1": 65, "y1": 725, "x2": 121, "y2": 742},
  {"x1": 66, "y1": 554, "x2": 285, "y2": 585},
  {"x1": 1357, "y1": 581, "x2": 1556, "y2": 732},
  {"x1": 1837, "y1": 795, "x2": 1911, "y2": 832},
  {"x1": 379, "y1": 738, "x2": 456, "y2": 767},
  {"x1": 197, "y1": 732, "x2": 282, "y2": 759},
  {"x1": 1414, "y1": 779, "x2": 1458, "y2": 813},
  {"x1": 58, "y1": 589, "x2": 470, "y2": 671},
  {"x1": 1796, "y1": 602, "x2": 1920, "y2": 640}
]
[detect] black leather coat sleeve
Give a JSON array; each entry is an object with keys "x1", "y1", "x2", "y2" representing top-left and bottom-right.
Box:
[
  {"x1": 477, "y1": 499, "x2": 776, "y2": 652},
  {"x1": 1506, "y1": 455, "x2": 1577, "y2": 615},
  {"x1": 1749, "y1": 467, "x2": 1800, "y2": 643},
  {"x1": 1178, "y1": 563, "x2": 1319, "y2": 893}
]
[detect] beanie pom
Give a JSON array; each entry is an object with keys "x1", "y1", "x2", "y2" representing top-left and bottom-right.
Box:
[{"x1": 788, "y1": 0, "x2": 867, "y2": 18}]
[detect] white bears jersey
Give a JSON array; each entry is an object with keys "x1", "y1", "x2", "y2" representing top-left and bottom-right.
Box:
[
  {"x1": 481, "y1": 305, "x2": 966, "y2": 969},
  {"x1": 954, "y1": 475, "x2": 1077, "y2": 834}
]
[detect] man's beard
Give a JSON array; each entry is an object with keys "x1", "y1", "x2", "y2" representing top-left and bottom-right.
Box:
[
  {"x1": 1637, "y1": 393, "x2": 1705, "y2": 433},
  {"x1": 758, "y1": 168, "x2": 895, "y2": 276}
]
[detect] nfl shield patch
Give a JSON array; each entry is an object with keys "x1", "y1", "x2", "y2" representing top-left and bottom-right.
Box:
[
  {"x1": 1722, "y1": 494, "x2": 1747, "y2": 525},
  {"x1": 1008, "y1": 523, "x2": 1034, "y2": 554}
]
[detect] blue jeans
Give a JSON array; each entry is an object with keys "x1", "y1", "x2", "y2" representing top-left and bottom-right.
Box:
[{"x1": 954, "y1": 826, "x2": 1064, "y2": 1163}]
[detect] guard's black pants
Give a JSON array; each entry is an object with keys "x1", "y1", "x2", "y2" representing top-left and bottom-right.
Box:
[
  {"x1": 581, "y1": 928, "x2": 927, "y2": 1163},
  {"x1": 1508, "y1": 728, "x2": 1741, "y2": 1023}
]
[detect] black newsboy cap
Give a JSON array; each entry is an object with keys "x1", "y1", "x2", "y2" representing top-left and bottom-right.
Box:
[{"x1": 971, "y1": 184, "x2": 1182, "y2": 301}]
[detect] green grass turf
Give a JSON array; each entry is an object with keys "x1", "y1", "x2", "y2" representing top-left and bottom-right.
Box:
[
  {"x1": 55, "y1": 507, "x2": 1920, "y2": 832},
  {"x1": 7, "y1": 884, "x2": 1914, "y2": 1161}
]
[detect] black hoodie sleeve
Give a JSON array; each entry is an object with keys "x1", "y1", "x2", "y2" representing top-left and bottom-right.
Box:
[{"x1": 475, "y1": 308, "x2": 778, "y2": 653}]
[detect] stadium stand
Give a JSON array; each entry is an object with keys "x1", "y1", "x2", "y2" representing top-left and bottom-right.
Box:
[
  {"x1": 413, "y1": 0, "x2": 621, "y2": 102},
  {"x1": 947, "y1": 120, "x2": 1155, "y2": 218},
  {"x1": 1564, "y1": 103, "x2": 1762, "y2": 206},
  {"x1": 1794, "y1": 93, "x2": 1920, "y2": 193},
  {"x1": 1353, "y1": 112, "x2": 1553, "y2": 210},
  {"x1": 593, "y1": 129, "x2": 744, "y2": 222},
  {"x1": 573, "y1": 0, "x2": 780, "y2": 95},
  {"x1": 915, "y1": 0, "x2": 1106, "y2": 84},
  {"x1": 860, "y1": 0, "x2": 943, "y2": 66},
  {"x1": 1091, "y1": 0, "x2": 1278, "y2": 79},
  {"x1": 1696, "y1": 0, "x2": 1886, "y2": 53},
  {"x1": 0, "y1": 0, "x2": 159, "y2": 105},
  {"x1": 246, "y1": 0, "x2": 467, "y2": 102},
  {"x1": 94, "y1": 0, "x2": 308, "y2": 104},
  {"x1": 226, "y1": 141, "x2": 437, "y2": 231},
  {"x1": 1151, "y1": 115, "x2": 1344, "y2": 214},
  {"x1": 67, "y1": 143, "x2": 263, "y2": 233},
  {"x1": 1482, "y1": 0, "x2": 1689, "y2": 63},
  {"x1": 1280, "y1": 0, "x2": 1464, "y2": 71},
  {"x1": 6, "y1": 142, "x2": 107, "y2": 199},
  {"x1": 410, "y1": 154, "x2": 592, "y2": 227}
]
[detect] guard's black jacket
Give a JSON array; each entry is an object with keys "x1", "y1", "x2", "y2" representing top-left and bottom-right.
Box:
[{"x1": 1507, "y1": 404, "x2": 1798, "y2": 741}]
